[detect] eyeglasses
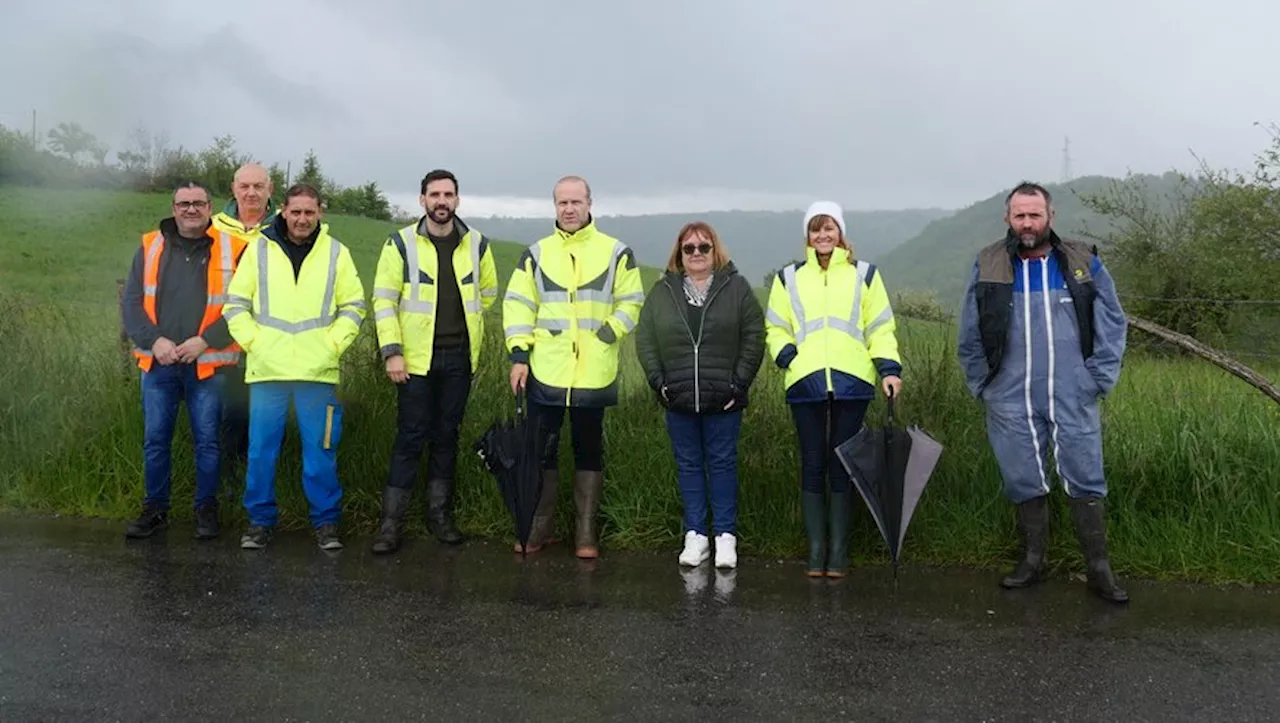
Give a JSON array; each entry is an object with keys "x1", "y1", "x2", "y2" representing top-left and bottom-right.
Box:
[
  {"x1": 682, "y1": 243, "x2": 712, "y2": 256},
  {"x1": 174, "y1": 200, "x2": 210, "y2": 210}
]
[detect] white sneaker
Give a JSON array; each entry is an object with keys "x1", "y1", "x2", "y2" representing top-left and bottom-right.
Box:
[
  {"x1": 714, "y1": 533, "x2": 737, "y2": 569},
  {"x1": 678, "y1": 531, "x2": 710, "y2": 566}
]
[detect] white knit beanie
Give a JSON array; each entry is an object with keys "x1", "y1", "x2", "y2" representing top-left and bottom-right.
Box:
[{"x1": 803, "y1": 200, "x2": 846, "y2": 238}]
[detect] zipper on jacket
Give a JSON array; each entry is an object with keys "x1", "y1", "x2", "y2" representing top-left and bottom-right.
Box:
[{"x1": 665, "y1": 275, "x2": 729, "y2": 414}]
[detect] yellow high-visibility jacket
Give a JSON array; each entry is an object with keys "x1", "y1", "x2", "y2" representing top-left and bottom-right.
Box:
[
  {"x1": 503, "y1": 220, "x2": 645, "y2": 407},
  {"x1": 371, "y1": 218, "x2": 498, "y2": 374},
  {"x1": 765, "y1": 246, "x2": 902, "y2": 403},
  {"x1": 212, "y1": 199, "x2": 277, "y2": 237},
  {"x1": 223, "y1": 221, "x2": 366, "y2": 385}
]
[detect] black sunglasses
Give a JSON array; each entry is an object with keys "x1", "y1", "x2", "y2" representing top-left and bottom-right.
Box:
[{"x1": 682, "y1": 242, "x2": 712, "y2": 256}]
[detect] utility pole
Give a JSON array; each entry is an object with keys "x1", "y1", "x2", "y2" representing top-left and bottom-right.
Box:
[
  {"x1": 31, "y1": 109, "x2": 37, "y2": 149},
  {"x1": 1061, "y1": 136, "x2": 1073, "y2": 183}
]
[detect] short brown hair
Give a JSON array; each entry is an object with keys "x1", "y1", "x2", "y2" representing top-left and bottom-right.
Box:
[
  {"x1": 667, "y1": 221, "x2": 730, "y2": 273},
  {"x1": 284, "y1": 183, "x2": 323, "y2": 207},
  {"x1": 806, "y1": 213, "x2": 854, "y2": 261}
]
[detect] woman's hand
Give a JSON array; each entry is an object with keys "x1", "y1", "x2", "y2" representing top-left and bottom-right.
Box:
[{"x1": 882, "y1": 375, "x2": 902, "y2": 399}]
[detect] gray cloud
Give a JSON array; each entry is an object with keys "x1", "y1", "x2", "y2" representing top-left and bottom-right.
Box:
[{"x1": 3, "y1": 0, "x2": 1279, "y2": 212}]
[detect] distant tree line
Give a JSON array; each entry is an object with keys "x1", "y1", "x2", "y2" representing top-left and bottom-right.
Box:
[
  {"x1": 0, "y1": 120, "x2": 393, "y2": 222},
  {"x1": 1080, "y1": 124, "x2": 1280, "y2": 357}
]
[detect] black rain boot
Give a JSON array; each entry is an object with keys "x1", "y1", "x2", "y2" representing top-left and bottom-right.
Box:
[
  {"x1": 425, "y1": 478, "x2": 464, "y2": 545},
  {"x1": 1069, "y1": 495, "x2": 1130, "y2": 604},
  {"x1": 574, "y1": 470, "x2": 604, "y2": 559},
  {"x1": 826, "y1": 491, "x2": 851, "y2": 578},
  {"x1": 801, "y1": 491, "x2": 826, "y2": 577},
  {"x1": 371, "y1": 486, "x2": 411, "y2": 555},
  {"x1": 518, "y1": 469, "x2": 559, "y2": 553},
  {"x1": 1001, "y1": 495, "x2": 1049, "y2": 589}
]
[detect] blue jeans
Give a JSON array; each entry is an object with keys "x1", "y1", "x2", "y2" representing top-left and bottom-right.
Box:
[
  {"x1": 141, "y1": 364, "x2": 226, "y2": 511},
  {"x1": 665, "y1": 410, "x2": 743, "y2": 536},
  {"x1": 244, "y1": 382, "x2": 344, "y2": 529}
]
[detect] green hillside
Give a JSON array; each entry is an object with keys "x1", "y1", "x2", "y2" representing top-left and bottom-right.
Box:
[
  {"x1": 877, "y1": 173, "x2": 1188, "y2": 309},
  {"x1": 472, "y1": 207, "x2": 952, "y2": 288},
  {"x1": 0, "y1": 187, "x2": 660, "y2": 308}
]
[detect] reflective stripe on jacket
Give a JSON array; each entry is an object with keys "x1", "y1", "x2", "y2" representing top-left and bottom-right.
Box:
[
  {"x1": 132, "y1": 226, "x2": 248, "y2": 379},
  {"x1": 502, "y1": 220, "x2": 645, "y2": 407},
  {"x1": 371, "y1": 218, "x2": 499, "y2": 375},
  {"x1": 222, "y1": 222, "x2": 367, "y2": 384},
  {"x1": 765, "y1": 246, "x2": 902, "y2": 403}
]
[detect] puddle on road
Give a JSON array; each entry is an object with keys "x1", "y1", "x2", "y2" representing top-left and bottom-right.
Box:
[{"x1": 3, "y1": 512, "x2": 1277, "y2": 634}]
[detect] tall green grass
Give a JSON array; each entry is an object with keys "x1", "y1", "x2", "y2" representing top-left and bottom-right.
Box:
[{"x1": 2, "y1": 187, "x2": 1278, "y2": 583}]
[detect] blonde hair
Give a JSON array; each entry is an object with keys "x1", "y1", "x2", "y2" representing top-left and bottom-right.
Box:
[
  {"x1": 667, "y1": 221, "x2": 731, "y2": 273},
  {"x1": 805, "y1": 214, "x2": 854, "y2": 262}
]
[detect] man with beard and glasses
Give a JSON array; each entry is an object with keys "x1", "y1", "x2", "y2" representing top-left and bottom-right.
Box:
[
  {"x1": 368, "y1": 169, "x2": 498, "y2": 554},
  {"x1": 957, "y1": 181, "x2": 1130, "y2": 603}
]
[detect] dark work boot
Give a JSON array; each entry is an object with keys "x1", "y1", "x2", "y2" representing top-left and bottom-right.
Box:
[
  {"x1": 1069, "y1": 495, "x2": 1130, "y2": 604},
  {"x1": 574, "y1": 470, "x2": 604, "y2": 559},
  {"x1": 194, "y1": 502, "x2": 220, "y2": 541},
  {"x1": 518, "y1": 469, "x2": 559, "y2": 553},
  {"x1": 826, "y1": 492, "x2": 851, "y2": 578},
  {"x1": 1001, "y1": 495, "x2": 1049, "y2": 589},
  {"x1": 425, "y1": 478, "x2": 464, "y2": 545},
  {"x1": 801, "y1": 492, "x2": 826, "y2": 577},
  {"x1": 371, "y1": 486, "x2": 411, "y2": 555},
  {"x1": 126, "y1": 505, "x2": 168, "y2": 539}
]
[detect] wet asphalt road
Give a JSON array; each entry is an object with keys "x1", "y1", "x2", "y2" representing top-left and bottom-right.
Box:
[{"x1": 1, "y1": 514, "x2": 1278, "y2": 722}]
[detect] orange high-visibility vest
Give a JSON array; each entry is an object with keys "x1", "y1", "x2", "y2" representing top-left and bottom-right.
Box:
[{"x1": 132, "y1": 226, "x2": 248, "y2": 380}]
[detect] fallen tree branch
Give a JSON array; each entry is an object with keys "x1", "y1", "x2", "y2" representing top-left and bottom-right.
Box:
[{"x1": 1126, "y1": 314, "x2": 1280, "y2": 406}]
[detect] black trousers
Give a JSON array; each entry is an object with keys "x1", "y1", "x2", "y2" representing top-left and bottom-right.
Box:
[
  {"x1": 385, "y1": 346, "x2": 472, "y2": 489},
  {"x1": 535, "y1": 403, "x2": 605, "y2": 472},
  {"x1": 219, "y1": 362, "x2": 250, "y2": 463},
  {"x1": 790, "y1": 398, "x2": 870, "y2": 494}
]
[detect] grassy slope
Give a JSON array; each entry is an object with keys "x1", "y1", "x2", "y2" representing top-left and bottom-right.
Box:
[
  {"x1": 2, "y1": 187, "x2": 1278, "y2": 584},
  {"x1": 877, "y1": 173, "x2": 1188, "y2": 307}
]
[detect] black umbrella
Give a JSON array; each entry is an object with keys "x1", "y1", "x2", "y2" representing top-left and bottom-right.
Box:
[
  {"x1": 475, "y1": 388, "x2": 546, "y2": 556},
  {"x1": 835, "y1": 390, "x2": 944, "y2": 576}
]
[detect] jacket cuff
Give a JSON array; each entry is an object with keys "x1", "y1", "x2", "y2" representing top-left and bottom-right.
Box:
[
  {"x1": 597, "y1": 324, "x2": 617, "y2": 344},
  {"x1": 874, "y1": 358, "x2": 902, "y2": 379},
  {"x1": 380, "y1": 344, "x2": 403, "y2": 360},
  {"x1": 776, "y1": 344, "x2": 798, "y2": 369},
  {"x1": 509, "y1": 347, "x2": 530, "y2": 364}
]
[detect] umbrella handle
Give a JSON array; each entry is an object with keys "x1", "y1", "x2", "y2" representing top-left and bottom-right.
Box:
[{"x1": 887, "y1": 385, "x2": 896, "y2": 424}]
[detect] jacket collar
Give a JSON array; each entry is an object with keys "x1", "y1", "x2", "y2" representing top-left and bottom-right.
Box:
[
  {"x1": 263, "y1": 214, "x2": 324, "y2": 245},
  {"x1": 804, "y1": 245, "x2": 852, "y2": 268},
  {"x1": 554, "y1": 217, "x2": 596, "y2": 244},
  {"x1": 415, "y1": 215, "x2": 472, "y2": 239},
  {"x1": 662, "y1": 260, "x2": 738, "y2": 293},
  {"x1": 1004, "y1": 227, "x2": 1063, "y2": 260},
  {"x1": 221, "y1": 198, "x2": 277, "y2": 230},
  {"x1": 159, "y1": 217, "x2": 215, "y2": 245}
]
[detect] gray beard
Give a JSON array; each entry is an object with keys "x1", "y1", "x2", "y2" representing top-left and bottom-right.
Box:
[{"x1": 1017, "y1": 229, "x2": 1049, "y2": 248}]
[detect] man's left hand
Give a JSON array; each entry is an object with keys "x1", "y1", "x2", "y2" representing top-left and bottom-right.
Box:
[
  {"x1": 882, "y1": 375, "x2": 902, "y2": 399},
  {"x1": 175, "y1": 336, "x2": 210, "y2": 364}
]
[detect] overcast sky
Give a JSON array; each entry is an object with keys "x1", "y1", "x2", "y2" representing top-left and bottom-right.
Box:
[{"x1": 3, "y1": 0, "x2": 1278, "y2": 217}]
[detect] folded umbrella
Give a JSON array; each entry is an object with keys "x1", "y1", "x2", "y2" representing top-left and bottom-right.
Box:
[
  {"x1": 835, "y1": 390, "x2": 943, "y2": 576},
  {"x1": 475, "y1": 388, "x2": 546, "y2": 556}
]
